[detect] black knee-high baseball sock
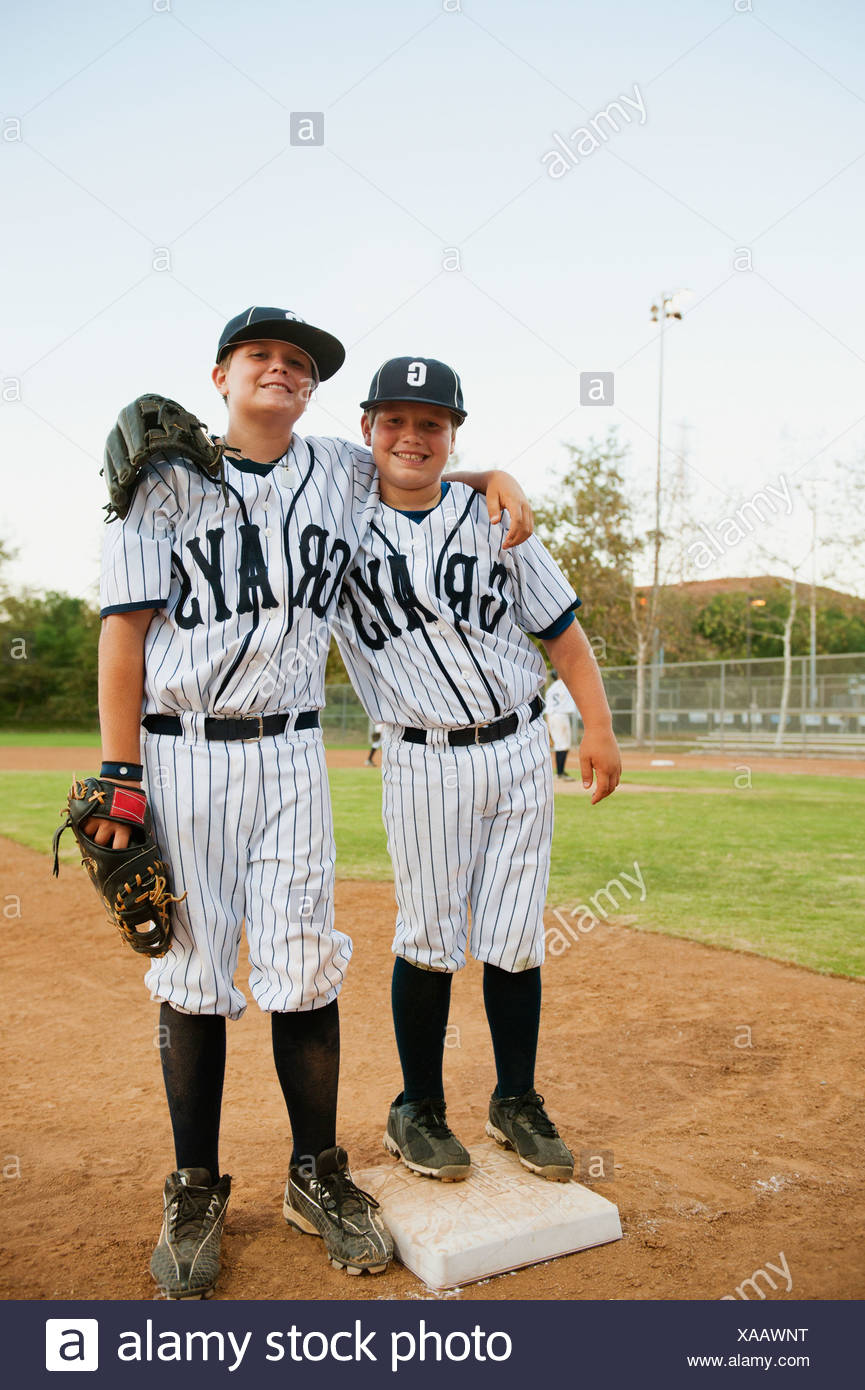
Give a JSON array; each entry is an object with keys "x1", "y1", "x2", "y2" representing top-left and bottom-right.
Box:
[
  {"x1": 483, "y1": 963, "x2": 542, "y2": 1097},
  {"x1": 272, "y1": 1000, "x2": 340, "y2": 1167},
  {"x1": 158, "y1": 1003, "x2": 226, "y2": 1181},
  {"x1": 391, "y1": 956, "x2": 453, "y2": 1103},
  {"x1": 555, "y1": 750, "x2": 567, "y2": 775}
]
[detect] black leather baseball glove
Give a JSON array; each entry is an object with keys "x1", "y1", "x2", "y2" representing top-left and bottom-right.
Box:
[
  {"x1": 103, "y1": 394, "x2": 225, "y2": 521},
  {"x1": 52, "y1": 778, "x2": 184, "y2": 957}
]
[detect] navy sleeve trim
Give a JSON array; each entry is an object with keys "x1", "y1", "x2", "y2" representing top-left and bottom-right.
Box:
[
  {"x1": 100, "y1": 599, "x2": 166, "y2": 617},
  {"x1": 529, "y1": 598, "x2": 582, "y2": 640}
]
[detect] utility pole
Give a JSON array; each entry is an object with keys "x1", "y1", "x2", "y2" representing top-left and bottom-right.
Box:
[
  {"x1": 746, "y1": 594, "x2": 752, "y2": 736},
  {"x1": 809, "y1": 490, "x2": 818, "y2": 708},
  {"x1": 746, "y1": 596, "x2": 766, "y2": 739},
  {"x1": 641, "y1": 290, "x2": 689, "y2": 748}
]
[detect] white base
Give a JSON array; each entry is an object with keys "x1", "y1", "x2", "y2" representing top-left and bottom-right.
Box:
[{"x1": 354, "y1": 1139, "x2": 622, "y2": 1290}]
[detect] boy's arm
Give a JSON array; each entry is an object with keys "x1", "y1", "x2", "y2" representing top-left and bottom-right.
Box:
[
  {"x1": 82, "y1": 609, "x2": 154, "y2": 849},
  {"x1": 543, "y1": 621, "x2": 621, "y2": 804},
  {"x1": 447, "y1": 469, "x2": 533, "y2": 549}
]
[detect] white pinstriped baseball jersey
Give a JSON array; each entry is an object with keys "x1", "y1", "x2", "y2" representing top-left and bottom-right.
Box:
[
  {"x1": 334, "y1": 480, "x2": 580, "y2": 974},
  {"x1": 100, "y1": 433, "x2": 378, "y2": 716},
  {"x1": 334, "y1": 482, "x2": 580, "y2": 728}
]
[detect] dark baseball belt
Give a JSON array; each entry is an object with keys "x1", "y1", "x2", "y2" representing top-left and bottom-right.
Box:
[
  {"x1": 142, "y1": 710, "x2": 319, "y2": 742},
  {"x1": 402, "y1": 694, "x2": 544, "y2": 747}
]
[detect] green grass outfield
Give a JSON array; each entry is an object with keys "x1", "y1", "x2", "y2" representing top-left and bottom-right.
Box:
[
  {"x1": 0, "y1": 729, "x2": 368, "y2": 750},
  {"x1": 0, "y1": 730, "x2": 103, "y2": 746},
  {"x1": 3, "y1": 768, "x2": 862, "y2": 980}
]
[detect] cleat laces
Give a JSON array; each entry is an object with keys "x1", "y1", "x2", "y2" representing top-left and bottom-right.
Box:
[
  {"x1": 168, "y1": 1186, "x2": 218, "y2": 1242},
  {"x1": 512, "y1": 1091, "x2": 559, "y2": 1138},
  {"x1": 316, "y1": 1172, "x2": 381, "y2": 1231},
  {"x1": 414, "y1": 1099, "x2": 455, "y2": 1140}
]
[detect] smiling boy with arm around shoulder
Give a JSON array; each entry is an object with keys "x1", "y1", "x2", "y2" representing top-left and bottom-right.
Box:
[{"x1": 334, "y1": 355, "x2": 621, "y2": 1185}]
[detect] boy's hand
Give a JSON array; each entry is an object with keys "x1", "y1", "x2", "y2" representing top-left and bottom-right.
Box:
[
  {"x1": 486, "y1": 471, "x2": 533, "y2": 548},
  {"x1": 81, "y1": 817, "x2": 133, "y2": 849},
  {"x1": 81, "y1": 778, "x2": 141, "y2": 849},
  {"x1": 578, "y1": 728, "x2": 622, "y2": 804}
]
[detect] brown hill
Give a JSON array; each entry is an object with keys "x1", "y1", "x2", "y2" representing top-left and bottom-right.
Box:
[{"x1": 637, "y1": 576, "x2": 865, "y2": 609}]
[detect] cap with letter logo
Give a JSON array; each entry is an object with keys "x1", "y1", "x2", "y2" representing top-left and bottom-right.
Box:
[
  {"x1": 216, "y1": 307, "x2": 346, "y2": 381},
  {"x1": 360, "y1": 356, "x2": 467, "y2": 420}
]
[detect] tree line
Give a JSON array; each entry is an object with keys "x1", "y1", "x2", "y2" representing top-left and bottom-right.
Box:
[{"x1": 1, "y1": 436, "x2": 864, "y2": 729}]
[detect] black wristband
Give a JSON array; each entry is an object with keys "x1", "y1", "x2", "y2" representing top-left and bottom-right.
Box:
[{"x1": 101, "y1": 761, "x2": 143, "y2": 782}]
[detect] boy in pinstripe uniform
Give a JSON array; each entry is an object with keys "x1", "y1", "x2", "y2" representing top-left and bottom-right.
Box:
[
  {"x1": 335, "y1": 357, "x2": 622, "y2": 1184},
  {"x1": 90, "y1": 312, "x2": 533, "y2": 1296}
]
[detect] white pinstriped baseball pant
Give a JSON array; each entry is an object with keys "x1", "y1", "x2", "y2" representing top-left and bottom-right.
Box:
[
  {"x1": 141, "y1": 719, "x2": 350, "y2": 1020},
  {"x1": 380, "y1": 703, "x2": 554, "y2": 973}
]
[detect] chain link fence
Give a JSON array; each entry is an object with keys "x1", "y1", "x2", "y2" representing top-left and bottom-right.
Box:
[
  {"x1": 602, "y1": 651, "x2": 865, "y2": 752},
  {"x1": 324, "y1": 652, "x2": 865, "y2": 754},
  {"x1": 321, "y1": 684, "x2": 372, "y2": 744}
]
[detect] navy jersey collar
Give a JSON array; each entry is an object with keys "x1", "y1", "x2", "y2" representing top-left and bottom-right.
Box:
[
  {"x1": 388, "y1": 478, "x2": 451, "y2": 523},
  {"x1": 219, "y1": 432, "x2": 304, "y2": 476}
]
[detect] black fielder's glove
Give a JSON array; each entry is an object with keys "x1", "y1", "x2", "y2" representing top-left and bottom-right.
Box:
[
  {"x1": 52, "y1": 778, "x2": 184, "y2": 958},
  {"x1": 103, "y1": 394, "x2": 225, "y2": 521}
]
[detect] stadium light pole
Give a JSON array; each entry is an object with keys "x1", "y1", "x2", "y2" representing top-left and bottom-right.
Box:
[{"x1": 648, "y1": 290, "x2": 690, "y2": 750}]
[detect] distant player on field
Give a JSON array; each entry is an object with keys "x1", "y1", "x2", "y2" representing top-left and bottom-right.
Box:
[
  {"x1": 335, "y1": 357, "x2": 622, "y2": 1184},
  {"x1": 365, "y1": 720, "x2": 384, "y2": 767},
  {"x1": 545, "y1": 668, "x2": 578, "y2": 780}
]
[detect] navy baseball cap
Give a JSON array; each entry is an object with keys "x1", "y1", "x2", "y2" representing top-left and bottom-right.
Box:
[
  {"x1": 360, "y1": 356, "x2": 467, "y2": 420},
  {"x1": 216, "y1": 307, "x2": 346, "y2": 381}
]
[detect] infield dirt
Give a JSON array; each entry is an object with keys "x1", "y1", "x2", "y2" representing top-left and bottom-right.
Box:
[{"x1": 1, "y1": 829, "x2": 863, "y2": 1302}]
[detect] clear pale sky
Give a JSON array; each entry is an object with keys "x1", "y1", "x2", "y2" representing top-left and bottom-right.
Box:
[{"x1": 3, "y1": 0, "x2": 864, "y2": 600}]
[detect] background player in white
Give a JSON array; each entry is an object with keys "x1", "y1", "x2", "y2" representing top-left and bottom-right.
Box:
[
  {"x1": 90, "y1": 310, "x2": 532, "y2": 1297},
  {"x1": 545, "y1": 668, "x2": 578, "y2": 780},
  {"x1": 335, "y1": 357, "x2": 622, "y2": 1183},
  {"x1": 365, "y1": 720, "x2": 384, "y2": 767}
]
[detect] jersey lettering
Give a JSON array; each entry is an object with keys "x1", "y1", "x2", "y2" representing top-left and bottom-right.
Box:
[
  {"x1": 338, "y1": 585, "x2": 391, "y2": 650},
  {"x1": 315, "y1": 538, "x2": 352, "y2": 613},
  {"x1": 186, "y1": 529, "x2": 232, "y2": 622},
  {"x1": 293, "y1": 525, "x2": 352, "y2": 617},
  {"x1": 172, "y1": 550, "x2": 203, "y2": 629},
  {"x1": 341, "y1": 548, "x2": 512, "y2": 647},
  {"x1": 344, "y1": 558, "x2": 402, "y2": 642},
  {"x1": 172, "y1": 522, "x2": 350, "y2": 628},
  {"x1": 479, "y1": 561, "x2": 508, "y2": 632},
  {"x1": 387, "y1": 554, "x2": 438, "y2": 631},
  {"x1": 236, "y1": 523, "x2": 279, "y2": 614},
  {"x1": 442, "y1": 553, "x2": 477, "y2": 622}
]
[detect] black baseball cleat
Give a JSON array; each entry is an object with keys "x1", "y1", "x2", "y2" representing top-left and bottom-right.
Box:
[
  {"x1": 150, "y1": 1167, "x2": 232, "y2": 1299},
  {"x1": 486, "y1": 1089, "x2": 574, "y2": 1182},
  {"x1": 384, "y1": 1094, "x2": 471, "y2": 1181},
  {"x1": 283, "y1": 1146, "x2": 393, "y2": 1274}
]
